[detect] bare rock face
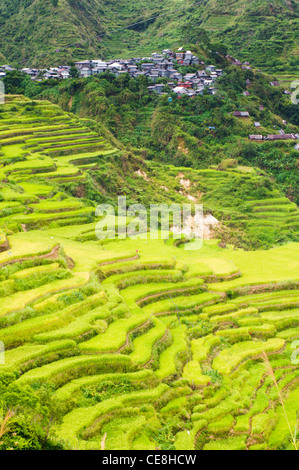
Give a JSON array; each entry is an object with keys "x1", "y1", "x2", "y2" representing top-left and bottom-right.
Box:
[
  {"x1": 176, "y1": 173, "x2": 202, "y2": 202},
  {"x1": 179, "y1": 177, "x2": 191, "y2": 189},
  {"x1": 135, "y1": 170, "x2": 149, "y2": 181},
  {"x1": 171, "y1": 213, "x2": 221, "y2": 240}
]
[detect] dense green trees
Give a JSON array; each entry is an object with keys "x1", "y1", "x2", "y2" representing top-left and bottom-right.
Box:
[
  {"x1": 3, "y1": 70, "x2": 30, "y2": 94},
  {"x1": 69, "y1": 65, "x2": 79, "y2": 79},
  {"x1": 0, "y1": 374, "x2": 65, "y2": 450},
  {"x1": 0, "y1": 0, "x2": 297, "y2": 71}
]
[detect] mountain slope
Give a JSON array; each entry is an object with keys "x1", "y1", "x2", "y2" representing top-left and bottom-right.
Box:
[
  {"x1": 0, "y1": 97, "x2": 298, "y2": 450},
  {"x1": 0, "y1": 0, "x2": 298, "y2": 73},
  {"x1": 0, "y1": 0, "x2": 108, "y2": 65}
]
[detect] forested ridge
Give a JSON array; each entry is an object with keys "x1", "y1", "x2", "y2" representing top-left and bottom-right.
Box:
[{"x1": 0, "y1": 0, "x2": 298, "y2": 75}]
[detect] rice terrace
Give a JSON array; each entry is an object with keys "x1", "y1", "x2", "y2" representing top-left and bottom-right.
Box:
[{"x1": 0, "y1": 93, "x2": 297, "y2": 452}]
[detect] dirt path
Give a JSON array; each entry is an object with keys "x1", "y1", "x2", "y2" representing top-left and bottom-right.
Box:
[
  {"x1": 98, "y1": 254, "x2": 139, "y2": 266},
  {"x1": 0, "y1": 237, "x2": 10, "y2": 253},
  {"x1": 203, "y1": 271, "x2": 241, "y2": 283},
  {"x1": 117, "y1": 320, "x2": 151, "y2": 354},
  {"x1": 136, "y1": 286, "x2": 206, "y2": 306},
  {"x1": 234, "y1": 282, "x2": 299, "y2": 295},
  {"x1": 0, "y1": 244, "x2": 60, "y2": 268}
]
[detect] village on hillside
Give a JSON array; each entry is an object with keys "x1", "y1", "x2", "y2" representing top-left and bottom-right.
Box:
[
  {"x1": 1, "y1": 48, "x2": 297, "y2": 145},
  {"x1": 0, "y1": 48, "x2": 231, "y2": 97}
]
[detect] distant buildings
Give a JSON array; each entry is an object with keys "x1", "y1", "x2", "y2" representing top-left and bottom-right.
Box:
[
  {"x1": 0, "y1": 48, "x2": 225, "y2": 98},
  {"x1": 266, "y1": 134, "x2": 296, "y2": 140},
  {"x1": 225, "y1": 55, "x2": 251, "y2": 70},
  {"x1": 249, "y1": 134, "x2": 297, "y2": 141},
  {"x1": 233, "y1": 111, "x2": 250, "y2": 117},
  {"x1": 0, "y1": 49, "x2": 292, "y2": 105},
  {"x1": 172, "y1": 86, "x2": 189, "y2": 95}
]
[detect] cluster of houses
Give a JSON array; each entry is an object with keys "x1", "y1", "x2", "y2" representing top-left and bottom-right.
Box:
[
  {"x1": 232, "y1": 110, "x2": 298, "y2": 145},
  {"x1": 146, "y1": 63, "x2": 223, "y2": 97},
  {"x1": 2, "y1": 48, "x2": 286, "y2": 100},
  {"x1": 249, "y1": 133, "x2": 298, "y2": 142},
  {"x1": 225, "y1": 55, "x2": 252, "y2": 71},
  {"x1": 0, "y1": 64, "x2": 13, "y2": 80},
  {"x1": 0, "y1": 48, "x2": 224, "y2": 98},
  {"x1": 65, "y1": 49, "x2": 224, "y2": 97},
  {"x1": 1, "y1": 49, "x2": 296, "y2": 125}
]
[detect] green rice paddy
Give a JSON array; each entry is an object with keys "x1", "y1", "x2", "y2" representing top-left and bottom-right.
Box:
[{"x1": 0, "y1": 96, "x2": 298, "y2": 450}]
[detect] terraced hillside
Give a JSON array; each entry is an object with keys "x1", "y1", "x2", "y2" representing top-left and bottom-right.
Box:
[
  {"x1": 0, "y1": 96, "x2": 298, "y2": 450},
  {"x1": 141, "y1": 164, "x2": 299, "y2": 248}
]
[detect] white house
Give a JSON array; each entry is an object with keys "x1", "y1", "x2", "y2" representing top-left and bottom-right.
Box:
[
  {"x1": 206, "y1": 65, "x2": 216, "y2": 73},
  {"x1": 91, "y1": 60, "x2": 108, "y2": 67},
  {"x1": 80, "y1": 67, "x2": 92, "y2": 78},
  {"x1": 173, "y1": 86, "x2": 189, "y2": 95},
  {"x1": 108, "y1": 62, "x2": 123, "y2": 70}
]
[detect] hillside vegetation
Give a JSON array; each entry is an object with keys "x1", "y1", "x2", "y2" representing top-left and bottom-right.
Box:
[
  {"x1": 0, "y1": 96, "x2": 298, "y2": 450},
  {"x1": 0, "y1": 0, "x2": 298, "y2": 75},
  {"x1": 8, "y1": 57, "x2": 298, "y2": 206}
]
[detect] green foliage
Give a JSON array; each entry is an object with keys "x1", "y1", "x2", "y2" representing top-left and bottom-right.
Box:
[
  {"x1": 80, "y1": 379, "x2": 136, "y2": 406},
  {"x1": 0, "y1": 0, "x2": 297, "y2": 76},
  {"x1": 3, "y1": 71, "x2": 31, "y2": 95},
  {"x1": 0, "y1": 381, "x2": 66, "y2": 449},
  {"x1": 0, "y1": 91, "x2": 297, "y2": 451}
]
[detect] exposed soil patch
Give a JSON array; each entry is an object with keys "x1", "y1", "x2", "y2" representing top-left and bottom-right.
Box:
[
  {"x1": 66, "y1": 255, "x2": 75, "y2": 269},
  {"x1": 41, "y1": 244, "x2": 60, "y2": 260},
  {"x1": 135, "y1": 169, "x2": 149, "y2": 181},
  {"x1": 0, "y1": 237, "x2": 10, "y2": 253},
  {"x1": 0, "y1": 244, "x2": 60, "y2": 268},
  {"x1": 203, "y1": 271, "x2": 241, "y2": 283},
  {"x1": 98, "y1": 254, "x2": 139, "y2": 266},
  {"x1": 179, "y1": 178, "x2": 191, "y2": 189},
  {"x1": 171, "y1": 213, "x2": 222, "y2": 240}
]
